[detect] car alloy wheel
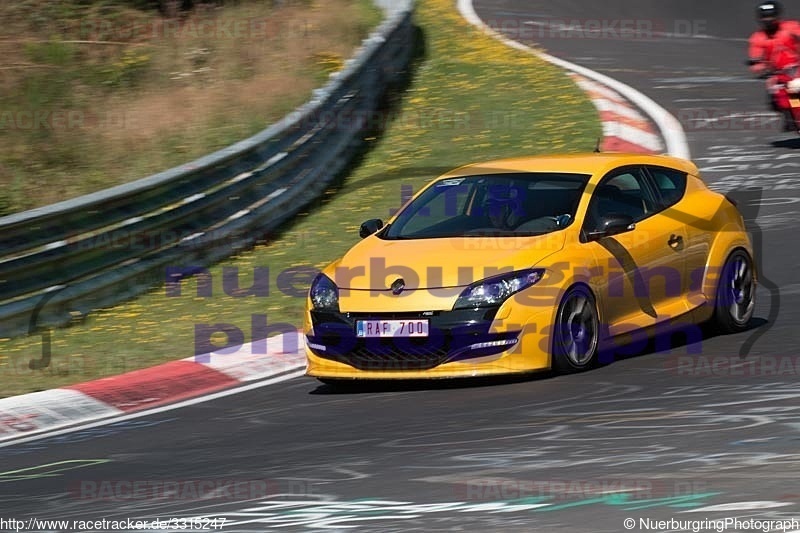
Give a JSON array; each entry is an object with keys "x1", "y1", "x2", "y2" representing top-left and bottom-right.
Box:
[
  {"x1": 714, "y1": 249, "x2": 756, "y2": 333},
  {"x1": 552, "y1": 285, "x2": 599, "y2": 372}
]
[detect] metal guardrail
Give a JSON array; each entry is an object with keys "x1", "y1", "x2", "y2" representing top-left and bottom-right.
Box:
[{"x1": 0, "y1": 0, "x2": 416, "y2": 338}]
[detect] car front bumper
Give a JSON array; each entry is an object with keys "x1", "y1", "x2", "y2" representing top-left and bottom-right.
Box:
[{"x1": 304, "y1": 307, "x2": 554, "y2": 379}]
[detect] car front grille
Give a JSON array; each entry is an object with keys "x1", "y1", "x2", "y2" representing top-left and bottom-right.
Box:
[{"x1": 313, "y1": 336, "x2": 451, "y2": 371}]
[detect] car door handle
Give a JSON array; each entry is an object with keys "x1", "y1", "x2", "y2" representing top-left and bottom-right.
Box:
[{"x1": 668, "y1": 234, "x2": 683, "y2": 248}]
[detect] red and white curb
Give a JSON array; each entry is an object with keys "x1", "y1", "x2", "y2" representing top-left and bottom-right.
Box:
[
  {"x1": 457, "y1": 0, "x2": 691, "y2": 159},
  {"x1": 569, "y1": 73, "x2": 663, "y2": 153},
  {"x1": 0, "y1": 332, "x2": 306, "y2": 444}
]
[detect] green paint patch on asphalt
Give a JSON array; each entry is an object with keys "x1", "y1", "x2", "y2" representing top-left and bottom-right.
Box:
[{"x1": 0, "y1": 0, "x2": 601, "y2": 397}]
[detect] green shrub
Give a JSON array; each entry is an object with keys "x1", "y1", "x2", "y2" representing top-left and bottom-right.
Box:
[{"x1": 24, "y1": 40, "x2": 75, "y2": 66}]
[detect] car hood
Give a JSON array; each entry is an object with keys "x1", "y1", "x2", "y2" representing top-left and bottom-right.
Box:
[{"x1": 328, "y1": 233, "x2": 566, "y2": 290}]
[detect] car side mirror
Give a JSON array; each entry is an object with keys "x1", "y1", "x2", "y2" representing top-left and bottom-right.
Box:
[
  {"x1": 359, "y1": 218, "x2": 384, "y2": 238},
  {"x1": 586, "y1": 214, "x2": 635, "y2": 241}
]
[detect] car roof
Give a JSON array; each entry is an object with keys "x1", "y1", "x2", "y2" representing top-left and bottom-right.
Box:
[{"x1": 440, "y1": 152, "x2": 700, "y2": 182}]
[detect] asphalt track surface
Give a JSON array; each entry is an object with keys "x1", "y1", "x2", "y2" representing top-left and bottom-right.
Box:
[{"x1": 2, "y1": 1, "x2": 800, "y2": 532}]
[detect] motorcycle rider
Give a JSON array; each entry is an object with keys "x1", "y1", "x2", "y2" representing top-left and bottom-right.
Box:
[{"x1": 748, "y1": 1, "x2": 800, "y2": 130}]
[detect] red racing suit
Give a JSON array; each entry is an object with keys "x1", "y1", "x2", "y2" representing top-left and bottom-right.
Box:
[
  {"x1": 749, "y1": 20, "x2": 800, "y2": 73},
  {"x1": 749, "y1": 20, "x2": 800, "y2": 111}
]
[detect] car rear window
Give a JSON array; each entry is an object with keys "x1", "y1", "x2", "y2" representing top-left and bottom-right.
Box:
[{"x1": 648, "y1": 167, "x2": 687, "y2": 208}]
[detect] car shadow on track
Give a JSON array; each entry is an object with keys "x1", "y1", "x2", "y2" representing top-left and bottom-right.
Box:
[
  {"x1": 307, "y1": 371, "x2": 557, "y2": 394},
  {"x1": 599, "y1": 316, "x2": 769, "y2": 366},
  {"x1": 771, "y1": 137, "x2": 800, "y2": 149}
]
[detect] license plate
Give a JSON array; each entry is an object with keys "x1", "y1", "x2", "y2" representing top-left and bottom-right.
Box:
[{"x1": 355, "y1": 319, "x2": 429, "y2": 338}]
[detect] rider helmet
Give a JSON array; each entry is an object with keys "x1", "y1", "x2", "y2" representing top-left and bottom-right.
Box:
[
  {"x1": 757, "y1": 1, "x2": 783, "y2": 33},
  {"x1": 757, "y1": 1, "x2": 783, "y2": 19}
]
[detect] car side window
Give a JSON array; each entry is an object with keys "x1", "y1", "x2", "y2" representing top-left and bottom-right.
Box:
[
  {"x1": 647, "y1": 166, "x2": 687, "y2": 208},
  {"x1": 585, "y1": 168, "x2": 654, "y2": 231}
]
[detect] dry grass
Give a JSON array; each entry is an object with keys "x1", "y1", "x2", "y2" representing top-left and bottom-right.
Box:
[{"x1": 0, "y1": 0, "x2": 381, "y2": 214}]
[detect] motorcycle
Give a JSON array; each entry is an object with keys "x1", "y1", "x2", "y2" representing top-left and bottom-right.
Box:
[{"x1": 769, "y1": 66, "x2": 800, "y2": 132}]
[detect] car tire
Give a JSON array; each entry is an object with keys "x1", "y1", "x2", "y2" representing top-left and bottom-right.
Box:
[
  {"x1": 551, "y1": 285, "x2": 600, "y2": 373},
  {"x1": 712, "y1": 249, "x2": 756, "y2": 333}
]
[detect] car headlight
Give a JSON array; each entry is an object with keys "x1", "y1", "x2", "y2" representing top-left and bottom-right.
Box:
[
  {"x1": 310, "y1": 274, "x2": 339, "y2": 311},
  {"x1": 453, "y1": 269, "x2": 544, "y2": 310}
]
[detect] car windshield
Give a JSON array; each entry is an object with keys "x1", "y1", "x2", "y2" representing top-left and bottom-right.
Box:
[{"x1": 383, "y1": 172, "x2": 590, "y2": 240}]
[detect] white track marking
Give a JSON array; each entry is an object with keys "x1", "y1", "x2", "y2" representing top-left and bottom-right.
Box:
[{"x1": 592, "y1": 98, "x2": 648, "y2": 121}]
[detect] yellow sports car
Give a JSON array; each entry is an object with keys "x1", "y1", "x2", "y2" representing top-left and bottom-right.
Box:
[{"x1": 304, "y1": 153, "x2": 756, "y2": 380}]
